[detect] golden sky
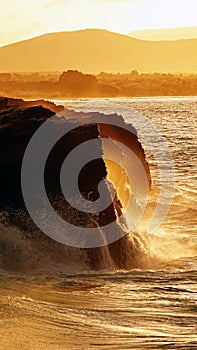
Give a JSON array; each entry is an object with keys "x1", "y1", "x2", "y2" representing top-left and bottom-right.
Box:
[{"x1": 0, "y1": 0, "x2": 197, "y2": 46}]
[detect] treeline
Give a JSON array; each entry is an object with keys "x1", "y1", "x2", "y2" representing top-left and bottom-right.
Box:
[
  {"x1": 0, "y1": 70, "x2": 196, "y2": 98},
  {"x1": 97, "y1": 71, "x2": 197, "y2": 96}
]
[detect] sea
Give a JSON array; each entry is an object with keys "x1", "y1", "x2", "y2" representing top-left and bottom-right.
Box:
[{"x1": 0, "y1": 97, "x2": 196, "y2": 349}]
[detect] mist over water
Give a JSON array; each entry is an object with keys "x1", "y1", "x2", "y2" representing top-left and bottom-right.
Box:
[{"x1": 0, "y1": 97, "x2": 196, "y2": 349}]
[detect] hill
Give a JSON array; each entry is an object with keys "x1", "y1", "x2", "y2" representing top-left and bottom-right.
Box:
[
  {"x1": 128, "y1": 27, "x2": 197, "y2": 41},
  {"x1": 0, "y1": 29, "x2": 196, "y2": 73}
]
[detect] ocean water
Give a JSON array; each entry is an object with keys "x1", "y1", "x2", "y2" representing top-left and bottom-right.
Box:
[{"x1": 0, "y1": 97, "x2": 196, "y2": 349}]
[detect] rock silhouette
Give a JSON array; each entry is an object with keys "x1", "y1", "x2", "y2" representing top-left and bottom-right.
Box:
[{"x1": 0, "y1": 97, "x2": 151, "y2": 271}]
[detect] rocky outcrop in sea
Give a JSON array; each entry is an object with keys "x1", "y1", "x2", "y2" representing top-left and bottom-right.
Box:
[{"x1": 0, "y1": 97, "x2": 151, "y2": 272}]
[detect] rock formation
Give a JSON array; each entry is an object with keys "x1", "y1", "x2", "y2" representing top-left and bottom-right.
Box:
[{"x1": 0, "y1": 97, "x2": 151, "y2": 271}]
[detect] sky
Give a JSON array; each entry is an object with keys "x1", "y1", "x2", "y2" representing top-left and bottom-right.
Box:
[{"x1": 0, "y1": 0, "x2": 197, "y2": 46}]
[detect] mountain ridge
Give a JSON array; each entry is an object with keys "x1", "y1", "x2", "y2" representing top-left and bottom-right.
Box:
[
  {"x1": 128, "y1": 26, "x2": 197, "y2": 41},
  {"x1": 0, "y1": 29, "x2": 196, "y2": 73}
]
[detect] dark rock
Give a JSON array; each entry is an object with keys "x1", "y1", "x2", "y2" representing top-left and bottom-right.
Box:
[{"x1": 0, "y1": 97, "x2": 151, "y2": 271}]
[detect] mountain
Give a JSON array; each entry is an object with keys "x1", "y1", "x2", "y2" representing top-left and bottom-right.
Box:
[
  {"x1": 0, "y1": 29, "x2": 196, "y2": 73},
  {"x1": 128, "y1": 27, "x2": 197, "y2": 41}
]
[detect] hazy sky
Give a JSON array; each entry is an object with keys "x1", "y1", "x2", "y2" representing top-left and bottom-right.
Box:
[{"x1": 0, "y1": 0, "x2": 197, "y2": 46}]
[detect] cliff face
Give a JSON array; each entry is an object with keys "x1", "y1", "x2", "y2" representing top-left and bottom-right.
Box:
[
  {"x1": 0, "y1": 98, "x2": 117, "y2": 231},
  {"x1": 0, "y1": 98, "x2": 62, "y2": 208},
  {"x1": 0, "y1": 97, "x2": 151, "y2": 271}
]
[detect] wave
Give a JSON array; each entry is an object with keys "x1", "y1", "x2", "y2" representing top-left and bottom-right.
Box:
[
  {"x1": 0, "y1": 212, "x2": 156, "y2": 276},
  {"x1": 0, "y1": 219, "x2": 88, "y2": 276},
  {"x1": 1, "y1": 206, "x2": 196, "y2": 276}
]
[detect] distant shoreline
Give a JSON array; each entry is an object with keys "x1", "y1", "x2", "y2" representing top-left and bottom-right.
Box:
[
  {"x1": 53, "y1": 95, "x2": 197, "y2": 100},
  {"x1": 1, "y1": 70, "x2": 196, "y2": 100},
  {"x1": 3, "y1": 94, "x2": 197, "y2": 101}
]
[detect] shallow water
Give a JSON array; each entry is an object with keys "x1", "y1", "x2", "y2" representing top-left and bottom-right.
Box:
[
  {"x1": 0, "y1": 97, "x2": 196, "y2": 349},
  {"x1": 0, "y1": 269, "x2": 196, "y2": 350}
]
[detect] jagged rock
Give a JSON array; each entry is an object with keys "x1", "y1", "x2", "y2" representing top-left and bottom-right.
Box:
[
  {"x1": 0, "y1": 97, "x2": 64, "y2": 113},
  {"x1": 0, "y1": 97, "x2": 151, "y2": 271}
]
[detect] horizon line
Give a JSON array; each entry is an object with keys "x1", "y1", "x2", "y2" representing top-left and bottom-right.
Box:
[{"x1": 1, "y1": 25, "x2": 197, "y2": 48}]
